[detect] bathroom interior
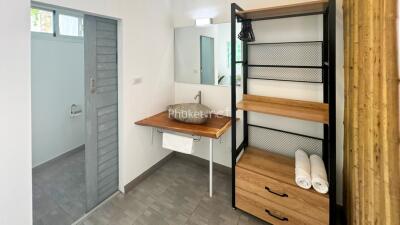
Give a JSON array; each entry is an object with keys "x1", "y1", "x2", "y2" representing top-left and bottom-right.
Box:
[{"x1": 8, "y1": 0, "x2": 395, "y2": 225}]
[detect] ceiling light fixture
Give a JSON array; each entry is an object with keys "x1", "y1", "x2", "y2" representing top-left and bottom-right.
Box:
[{"x1": 195, "y1": 18, "x2": 212, "y2": 26}]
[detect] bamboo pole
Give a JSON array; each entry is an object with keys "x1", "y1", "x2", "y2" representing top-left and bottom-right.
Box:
[{"x1": 343, "y1": 0, "x2": 399, "y2": 224}]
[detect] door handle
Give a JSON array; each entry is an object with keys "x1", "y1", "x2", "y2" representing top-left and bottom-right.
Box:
[
  {"x1": 90, "y1": 77, "x2": 96, "y2": 94},
  {"x1": 265, "y1": 186, "x2": 288, "y2": 197},
  {"x1": 265, "y1": 209, "x2": 288, "y2": 221}
]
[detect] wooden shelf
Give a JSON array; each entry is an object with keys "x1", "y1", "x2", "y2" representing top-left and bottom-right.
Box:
[
  {"x1": 236, "y1": 0, "x2": 329, "y2": 20},
  {"x1": 237, "y1": 146, "x2": 295, "y2": 186},
  {"x1": 135, "y1": 111, "x2": 233, "y2": 139},
  {"x1": 236, "y1": 146, "x2": 329, "y2": 198},
  {"x1": 237, "y1": 94, "x2": 329, "y2": 124}
]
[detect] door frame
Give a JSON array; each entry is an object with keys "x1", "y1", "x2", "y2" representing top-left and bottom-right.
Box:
[{"x1": 30, "y1": 0, "x2": 125, "y2": 207}]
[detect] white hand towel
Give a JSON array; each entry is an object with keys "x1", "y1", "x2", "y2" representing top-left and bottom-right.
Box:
[
  {"x1": 295, "y1": 149, "x2": 312, "y2": 189},
  {"x1": 310, "y1": 154, "x2": 329, "y2": 194},
  {"x1": 162, "y1": 132, "x2": 194, "y2": 154}
]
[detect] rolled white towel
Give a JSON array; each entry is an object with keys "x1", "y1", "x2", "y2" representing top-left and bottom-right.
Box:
[
  {"x1": 162, "y1": 132, "x2": 194, "y2": 154},
  {"x1": 295, "y1": 149, "x2": 312, "y2": 189},
  {"x1": 310, "y1": 154, "x2": 329, "y2": 194}
]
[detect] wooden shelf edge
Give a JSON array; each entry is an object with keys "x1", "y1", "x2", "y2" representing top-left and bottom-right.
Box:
[
  {"x1": 236, "y1": 94, "x2": 329, "y2": 124},
  {"x1": 236, "y1": 0, "x2": 329, "y2": 20},
  {"x1": 135, "y1": 112, "x2": 234, "y2": 139}
]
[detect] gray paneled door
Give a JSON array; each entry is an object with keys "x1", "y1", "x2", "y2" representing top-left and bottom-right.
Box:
[
  {"x1": 84, "y1": 15, "x2": 119, "y2": 211},
  {"x1": 200, "y1": 36, "x2": 215, "y2": 85}
]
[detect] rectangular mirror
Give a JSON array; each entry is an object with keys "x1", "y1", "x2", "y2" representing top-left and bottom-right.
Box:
[{"x1": 174, "y1": 23, "x2": 242, "y2": 86}]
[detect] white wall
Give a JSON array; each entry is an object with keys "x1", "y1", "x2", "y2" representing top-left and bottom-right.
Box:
[
  {"x1": 0, "y1": 0, "x2": 33, "y2": 224},
  {"x1": 215, "y1": 24, "x2": 231, "y2": 85},
  {"x1": 116, "y1": 0, "x2": 174, "y2": 191},
  {"x1": 35, "y1": 0, "x2": 175, "y2": 193},
  {"x1": 31, "y1": 35, "x2": 85, "y2": 167},
  {"x1": 172, "y1": 0, "x2": 344, "y2": 205}
]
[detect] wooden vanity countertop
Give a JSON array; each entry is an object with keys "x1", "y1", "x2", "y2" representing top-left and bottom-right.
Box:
[{"x1": 135, "y1": 111, "x2": 233, "y2": 139}]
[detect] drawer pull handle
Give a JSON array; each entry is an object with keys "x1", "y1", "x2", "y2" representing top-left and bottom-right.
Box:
[
  {"x1": 265, "y1": 187, "x2": 288, "y2": 197},
  {"x1": 265, "y1": 209, "x2": 289, "y2": 221}
]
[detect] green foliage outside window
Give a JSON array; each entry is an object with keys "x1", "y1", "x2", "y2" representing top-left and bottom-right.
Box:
[{"x1": 31, "y1": 8, "x2": 53, "y2": 33}]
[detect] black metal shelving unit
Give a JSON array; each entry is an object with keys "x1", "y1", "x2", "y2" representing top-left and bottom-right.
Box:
[{"x1": 231, "y1": 1, "x2": 336, "y2": 224}]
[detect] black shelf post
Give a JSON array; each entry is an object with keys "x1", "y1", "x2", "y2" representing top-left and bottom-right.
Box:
[
  {"x1": 230, "y1": 3, "x2": 240, "y2": 209},
  {"x1": 328, "y1": 0, "x2": 337, "y2": 224},
  {"x1": 243, "y1": 41, "x2": 249, "y2": 149},
  {"x1": 323, "y1": 10, "x2": 329, "y2": 173}
]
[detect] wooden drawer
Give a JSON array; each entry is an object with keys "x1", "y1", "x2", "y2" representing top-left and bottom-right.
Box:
[
  {"x1": 236, "y1": 187, "x2": 327, "y2": 225},
  {"x1": 236, "y1": 166, "x2": 329, "y2": 224}
]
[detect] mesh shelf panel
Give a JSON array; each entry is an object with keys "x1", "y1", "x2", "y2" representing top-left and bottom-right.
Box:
[
  {"x1": 248, "y1": 125, "x2": 323, "y2": 158},
  {"x1": 248, "y1": 42, "x2": 323, "y2": 67},
  {"x1": 248, "y1": 66, "x2": 323, "y2": 83}
]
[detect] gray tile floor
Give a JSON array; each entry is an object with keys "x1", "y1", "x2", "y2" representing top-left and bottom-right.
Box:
[
  {"x1": 33, "y1": 149, "x2": 86, "y2": 225},
  {"x1": 78, "y1": 156, "x2": 268, "y2": 225},
  {"x1": 32, "y1": 151, "x2": 342, "y2": 225}
]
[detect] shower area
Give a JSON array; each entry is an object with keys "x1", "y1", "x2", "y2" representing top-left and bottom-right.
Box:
[{"x1": 31, "y1": 4, "x2": 120, "y2": 225}]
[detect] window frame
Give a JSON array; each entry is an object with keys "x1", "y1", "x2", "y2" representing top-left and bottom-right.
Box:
[
  {"x1": 56, "y1": 9, "x2": 84, "y2": 39},
  {"x1": 30, "y1": 6, "x2": 56, "y2": 36},
  {"x1": 31, "y1": 3, "x2": 84, "y2": 40}
]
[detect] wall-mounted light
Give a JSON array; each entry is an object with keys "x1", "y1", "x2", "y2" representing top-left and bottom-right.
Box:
[{"x1": 195, "y1": 18, "x2": 212, "y2": 26}]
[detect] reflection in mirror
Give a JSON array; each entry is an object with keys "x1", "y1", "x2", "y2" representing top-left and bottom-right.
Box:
[
  {"x1": 200, "y1": 36, "x2": 215, "y2": 85},
  {"x1": 174, "y1": 23, "x2": 242, "y2": 86}
]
